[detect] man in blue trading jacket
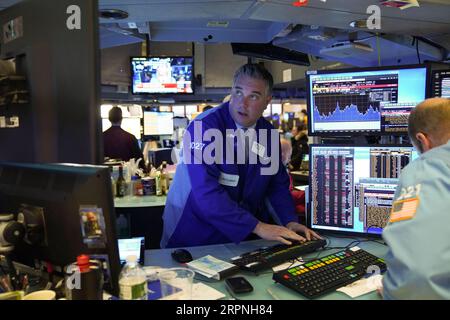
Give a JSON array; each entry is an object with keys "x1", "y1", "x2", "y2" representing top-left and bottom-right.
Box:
[
  {"x1": 161, "y1": 63, "x2": 321, "y2": 248},
  {"x1": 381, "y1": 98, "x2": 450, "y2": 299}
]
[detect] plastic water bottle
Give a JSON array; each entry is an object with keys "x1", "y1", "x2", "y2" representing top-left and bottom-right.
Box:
[{"x1": 118, "y1": 255, "x2": 147, "y2": 300}]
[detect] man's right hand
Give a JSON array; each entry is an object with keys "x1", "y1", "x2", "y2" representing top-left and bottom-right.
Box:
[{"x1": 253, "y1": 222, "x2": 306, "y2": 245}]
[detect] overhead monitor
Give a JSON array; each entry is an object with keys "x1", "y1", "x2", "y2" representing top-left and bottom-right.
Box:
[
  {"x1": 131, "y1": 56, "x2": 194, "y2": 95},
  {"x1": 0, "y1": 163, "x2": 121, "y2": 296},
  {"x1": 143, "y1": 111, "x2": 174, "y2": 136},
  {"x1": 102, "y1": 118, "x2": 142, "y2": 140},
  {"x1": 308, "y1": 145, "x2": 419, "y2": 237},
  {"x1": 307, "y1": 64, "x2": 429, "y2": 136},
  {"x1": 431, "y1": 69, "x2": 450, "y2": 98}
]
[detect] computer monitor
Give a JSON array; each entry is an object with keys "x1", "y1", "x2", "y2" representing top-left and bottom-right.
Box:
[
  {"x1": 308, "y1": 145, "x2": 419, "y2": 237},
  {"x1": 307, "y1": 64, "x2": 429, "y2": 136},
  {"x1": 118, "y1": 237, "x2": 145, "y2": 265},
  {"x1": 431, "y1": 69, "x2": 450, "y2": 98},
  {"x1": 0, "y1": 163, "x2": 121, "y2": 296},
  {"x1": 143, "y1": 111, "x2": 174, "y2": 136},
  {"x1": 131, "y1": 56, "x2": 194, "y2": 95}
]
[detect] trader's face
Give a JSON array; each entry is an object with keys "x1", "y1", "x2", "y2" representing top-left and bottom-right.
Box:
[{"x1": 229, "y1": 76, "x2": 271, "y2": 128}]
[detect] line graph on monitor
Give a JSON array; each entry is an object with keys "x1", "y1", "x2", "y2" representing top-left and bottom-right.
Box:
[{"x1": 313, "y1": 94, "x2": 381, "y2": 123}]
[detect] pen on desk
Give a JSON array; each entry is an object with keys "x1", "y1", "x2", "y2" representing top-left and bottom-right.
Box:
[{"x1": 266, "y1": 288, "x2": 280, "y2": 300}]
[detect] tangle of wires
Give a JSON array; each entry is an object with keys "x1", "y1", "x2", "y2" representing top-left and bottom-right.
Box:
[{"x1": 297, "y1": 234, "x2": 387, "y2": 265}]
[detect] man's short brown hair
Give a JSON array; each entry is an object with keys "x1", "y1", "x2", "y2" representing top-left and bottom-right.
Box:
[
  {"x1": 408, "y1": 98, "x2": 450, "y2": 148},
  {"x1": 109, "y1": 106, "x2": 122, "y2": 124}
]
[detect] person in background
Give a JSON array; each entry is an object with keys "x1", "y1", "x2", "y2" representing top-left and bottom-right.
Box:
[
  {"x1": 202, "y1": 105, "x2": 214, "y2": 112},
  {"x1": 152, "y1": 61, "x2": 176, "y2": 84},
  {"x1": 280, "y1": 138, "x2": 306, "y2": 223},
  {"x1": 289, "y1": 123, "x2": 309, "y2": 171},
  {"x1": 381, "y1": 97, "x2": 450, "y2": 300},
  {"x1": 103, "y1": 106, "x2": 145, "y2": 167},
  {"x1": 161, "y1": 63, "x2": 321, "y2": 248},
  {"x1": 300, "y1": 109, "x2": 308, "y2": 126}
]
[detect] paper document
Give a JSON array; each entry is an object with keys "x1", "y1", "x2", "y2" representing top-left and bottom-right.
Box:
[
  {"x1": 186, "y1": 255, "x2": 239, "y2": 280},
  {"x1": 336, "y1": 274, "x2": 383, "y2": 298},
  {"x1": 192, "y1": 283, "x2": 226, "y2": 300}
]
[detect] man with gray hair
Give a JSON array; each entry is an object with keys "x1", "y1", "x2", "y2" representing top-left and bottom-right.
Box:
[
  {"x1": 381, "y1": 98, "x2": 450, "y2": 299},
  {"x1": 161, "y1": 63, "x2": 320, "y2": 248}
]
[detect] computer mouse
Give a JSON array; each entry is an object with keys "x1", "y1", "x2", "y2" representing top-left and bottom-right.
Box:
[{"x1": 171, "y1": 248, "x2": 193, "y2": 263}]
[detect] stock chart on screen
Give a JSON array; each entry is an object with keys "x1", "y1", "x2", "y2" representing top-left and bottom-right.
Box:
[
  {"x1": 307, "y1": 65, "x2": 428, "y2": 135},
  {"x1": 309, "y1": 145, "x2": 419, "y2": 236}
]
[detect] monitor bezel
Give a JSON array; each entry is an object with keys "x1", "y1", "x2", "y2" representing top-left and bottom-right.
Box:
[
  {"x1": 143, "y1": 110, "x2": 174, "y2": 137},
  {"x1": 0, "y1": 163, "x2": 121, "y2": 296},
  {"x1": 306, "y1": 63, "x2": 431, "y2": 137},
  {"x1": 130, "y1": 56, "x2": 195, "y2": 95},
  {"x1": 431, "y1": 69, "x2": 450, "y2": 98},
  {"x1": 306, "y1": 143, "x2": 417, "y2": 239}
]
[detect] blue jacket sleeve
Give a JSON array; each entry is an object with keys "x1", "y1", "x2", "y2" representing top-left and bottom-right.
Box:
[{"x1": 181, "y1": 119, "x2": 259, "y2": 244}]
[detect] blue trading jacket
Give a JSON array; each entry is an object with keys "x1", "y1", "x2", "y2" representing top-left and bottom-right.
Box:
[
  {"x1": 160, "y1": 102, "x2": 298, "y2": 248},
  {"x1": 382, "y1": 140, "x2": 450, "y2": 299}
]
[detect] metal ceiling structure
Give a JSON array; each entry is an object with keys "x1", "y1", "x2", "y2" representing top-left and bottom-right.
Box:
[{"x1": 1, "y1": 0, "x2": 449, "y2": 66}]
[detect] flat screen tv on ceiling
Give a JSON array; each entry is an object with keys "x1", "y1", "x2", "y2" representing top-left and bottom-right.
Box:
[{"x1": 131, "y1": 56, "x2": 194, "y2": 95}]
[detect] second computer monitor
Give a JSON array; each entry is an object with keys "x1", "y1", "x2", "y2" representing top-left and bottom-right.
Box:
[
  {"x1": 431, "y1": 69, "x2": 450, "y2": 98},
  {"x1": 307, "y1": 64, "x2": 429, "y2": 136},
  {"x1": 143, "y1": 111, "x2": 174, "y2": 136},
  {"x1": 308, "y1": 145, "x2": 419, "y2": 237}
]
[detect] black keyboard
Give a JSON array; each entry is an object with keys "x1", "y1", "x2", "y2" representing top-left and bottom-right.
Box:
[
  {"x1": 273, "y1": 246, "x2": 386, "y2": 299},
  {"x1": 230, "y1": 239, "x2": 326, "y2": 273}
]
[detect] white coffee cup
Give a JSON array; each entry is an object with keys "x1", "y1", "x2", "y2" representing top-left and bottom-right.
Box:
[{"x1": 23, "y1": 290, "x2": 56, "y2": 300}]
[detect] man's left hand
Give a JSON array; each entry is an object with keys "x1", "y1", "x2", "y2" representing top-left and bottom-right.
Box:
[{"x1": 286, "y1": 222, "x2": 322, "y2": 241}]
